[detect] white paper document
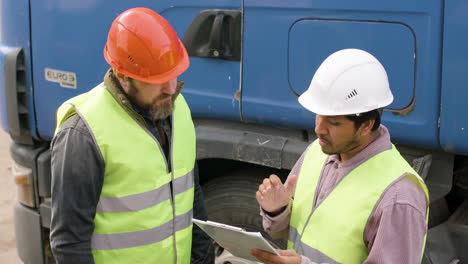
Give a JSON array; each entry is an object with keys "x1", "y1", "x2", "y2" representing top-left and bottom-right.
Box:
[{"x1": 192, "y1": 218, "x2": 279, "y2": 262}]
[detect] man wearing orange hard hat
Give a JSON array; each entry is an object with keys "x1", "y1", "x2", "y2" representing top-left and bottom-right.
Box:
[{"x1": 50, "y1": 7, "x2": 214, "y2": 264}]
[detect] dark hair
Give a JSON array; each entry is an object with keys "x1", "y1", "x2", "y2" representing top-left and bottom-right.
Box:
[{"x1": 345, "y1": 109, "x2": 382, "y2": 131}]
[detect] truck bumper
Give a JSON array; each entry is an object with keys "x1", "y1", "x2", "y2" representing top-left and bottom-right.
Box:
[
  {"x1": 14, "y1": 201, "x2": 45, "y2": 264},
  {"x1": 10, "y1": 142, "x2": 51, "y2": 264}
]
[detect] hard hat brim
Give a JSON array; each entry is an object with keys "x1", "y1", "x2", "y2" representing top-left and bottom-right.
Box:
[
  {"x1": 298, "y1": 88, "x2": 394, "y2": 116},
  {"x1": 298, "y1": 89, "x2": 330, "y2": 116},
  {"x1": 104, "y1": 39, "x2": 190, "y2": 84}
]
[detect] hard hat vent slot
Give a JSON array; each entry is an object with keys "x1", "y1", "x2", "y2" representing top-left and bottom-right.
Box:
[
  {"x1": 346, "y1": 89, "x2": 358, "y2": 100},
  {"x1": 127, "y1": 55, "x2": 136, "y2": 65}
]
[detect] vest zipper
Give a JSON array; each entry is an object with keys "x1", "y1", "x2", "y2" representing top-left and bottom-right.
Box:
[{"x1": 134, "y1": 117, "x2": 177, "y2": 263}]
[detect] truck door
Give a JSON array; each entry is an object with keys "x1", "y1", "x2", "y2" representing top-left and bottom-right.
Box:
[
  {"x1": 241, "y1": 1, "x2": 443, "y2": 149},
  {"x1": 30, "y1": 0, "x2": 242, "y2": 141}
]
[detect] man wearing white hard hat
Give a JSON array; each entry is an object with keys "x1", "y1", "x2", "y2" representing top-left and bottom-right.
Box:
[{"x1": 252, "y1": 49, "x2": 429, "y2": 264}]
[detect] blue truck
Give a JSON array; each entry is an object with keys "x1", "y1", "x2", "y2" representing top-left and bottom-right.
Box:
[{"x1": 1, "y1": 0, "x2": 468, "y2": 263}]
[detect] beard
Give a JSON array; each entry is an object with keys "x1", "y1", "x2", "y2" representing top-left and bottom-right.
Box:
[
  {"x1": 319, "y1": 131, "x2": 361, "y2": 156},
  {"x1": 127, "y1": 80, "x2": 182, "y2": 120},
  {"x1": 147, "y1": 98, "x2": 174, "y2": 120}
]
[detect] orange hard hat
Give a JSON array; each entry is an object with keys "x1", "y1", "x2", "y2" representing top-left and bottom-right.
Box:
[{"x1": 104, "y1": 7, "x2": 189, "y2": 84}]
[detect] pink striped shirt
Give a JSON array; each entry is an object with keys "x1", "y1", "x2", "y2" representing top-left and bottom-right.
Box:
[{"x1": 261, "y1": 126, "x2": 428, "y2": 264}]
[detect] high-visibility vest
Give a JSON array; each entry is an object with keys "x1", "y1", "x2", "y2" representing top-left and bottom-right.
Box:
[
  {"x1": 288, "y1": 141, "x2": 429, "y2": 264},
  {"x1": 55, "y1": 83, "x2": 196, "y2": 263}
]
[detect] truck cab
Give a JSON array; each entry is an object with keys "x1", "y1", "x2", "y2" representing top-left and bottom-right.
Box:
[{"x1": 1, "y1": 0, "x2": 468, "y2": 263}]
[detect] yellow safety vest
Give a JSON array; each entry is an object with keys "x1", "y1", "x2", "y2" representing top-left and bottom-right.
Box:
[
  {"x1": 288, "y1": 140, "x2": 429, "y2": 264},
  {"x1": 55, "y1": 83, "x2": 196, "y2": 263}
]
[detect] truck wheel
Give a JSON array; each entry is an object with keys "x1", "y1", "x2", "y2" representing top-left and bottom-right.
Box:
[{"x1": 202, "y1": 167, "x2": 287, "y2": 263}]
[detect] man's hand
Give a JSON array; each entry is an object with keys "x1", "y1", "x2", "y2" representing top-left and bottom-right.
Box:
[
  {"x1": 251, "y1": 249, "x2": 301, "y2": 264},
  {"x1": 256, "y1": 174, "x2": 298, "y2": 214}
]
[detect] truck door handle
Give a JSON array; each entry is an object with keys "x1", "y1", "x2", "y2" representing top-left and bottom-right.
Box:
[
  {"x1": 209, "y1": 13, "x2": 225, "y2": 57},
  {"x1": 182, "y1": 10, "x2": 241, "y2": 61}
]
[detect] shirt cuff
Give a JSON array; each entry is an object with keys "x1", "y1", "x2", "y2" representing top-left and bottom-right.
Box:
[{"x1": 260, "y1": 199, "x2": 293, "y2": 232}]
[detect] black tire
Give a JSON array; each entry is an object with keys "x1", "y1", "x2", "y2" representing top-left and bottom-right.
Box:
[{"x1": 202, "y1": 167, "x2": 286, "y2": 248}]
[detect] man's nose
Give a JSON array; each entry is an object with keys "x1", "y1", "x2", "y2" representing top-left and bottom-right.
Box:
[
  {"x1": 315, "y1": 115, "x2": 327, "y2": 135},
  {"x1": 161, "y1": 80, "x2": 177, "y2": 95}
]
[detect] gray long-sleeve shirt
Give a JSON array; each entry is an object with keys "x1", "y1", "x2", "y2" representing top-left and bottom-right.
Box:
[
  {"x1": 261, "y1": 126, "x2": 428, "y2": 264},
  {"x1": 50, "y1": 114, "x2": 214, "y2": 264},
  {"x1": 50, "y1": 70, "x2": 214, "y2": 264}
]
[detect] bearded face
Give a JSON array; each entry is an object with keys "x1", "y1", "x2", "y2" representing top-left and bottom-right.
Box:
[
  {"x1": 125, "y1": 78, "x2": 182, "y2": 120},
  {"x1": 315, "y1": 115, "x2": 365, "y2": 161}
]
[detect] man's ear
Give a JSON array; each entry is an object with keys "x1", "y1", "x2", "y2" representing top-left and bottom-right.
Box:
[
  {"x1": 359, "y1": 119, "x2": 375, "y2": 136},
  {"x1": 113, "y1": 69, "x2": 125, "y2": 81},
  {"x1": 112, "y1": 68, "x2": 129, "y2": 89}
]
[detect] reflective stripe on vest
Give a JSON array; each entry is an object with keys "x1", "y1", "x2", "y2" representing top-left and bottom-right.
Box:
[
  {"x1": 55, "y1": 83, "x2": 196, "y2": 264},
  {"x1": 91, "y1": 209, "x2": 193, "y2": 250},
  {"x1": 95, "y1": 170, "x2": 194, "y2": 213},
  {"x1": 288, "y1": 140, "x2": 429, "y2": 264}
]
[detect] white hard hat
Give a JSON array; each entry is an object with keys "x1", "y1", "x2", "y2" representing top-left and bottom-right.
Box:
[{"x1": 298, "y1": 48, "x2": 394, "y2": 116}]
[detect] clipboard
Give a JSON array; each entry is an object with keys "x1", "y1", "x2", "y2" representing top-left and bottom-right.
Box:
[{"x1": 192, "y1": 218, "x2": 279, "y2": 262}]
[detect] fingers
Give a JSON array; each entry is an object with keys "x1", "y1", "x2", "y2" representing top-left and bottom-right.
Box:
[
  {"x1": 262, "y1": 177, "x2": 273, "y2": 192},
  {"x1": 256, "y1": 177, "x2": 273, "y2": 203},
  {"x1": 284, "y1": 175, "x2": 298, "y2": 194},
  {"x1": 278, "y1": 249, "x2": 302, "y2": 264},
  {"x1": 251, "y1": 249, "x2": 300, "y2": 264},
  {"x1": 276, "y1": 249, "x2": 296, "y2": 256},
  {"x1": 251, "y1": 249, "x2": 281, "y2": 264},
  {"x1": 258, "y1": 175, "x2": 279, "y2": 195},
  {"x1": 256, "y1": 174, "x2": 289, "y2": 206},
  {"x1": 269, "y1": 174, "x2": 283, "y2": 190},
  {"x1": 256, "y1": 189, "x2": 267, "y2": 203},
  {"x1": 258, "y1": 182, "x2": 265, "y2": 193}
]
